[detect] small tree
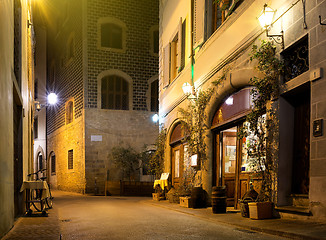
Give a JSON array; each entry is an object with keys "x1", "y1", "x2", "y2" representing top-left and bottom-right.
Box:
[
  {"x1": 148, "y1": 128, "x2": 167, "y2": 179},
  {"x1": 239, "y1": 40, "x2": 283, "y2": 202},
  {"x1": 109, "y1": 145, "x2": 139, "y2": 181}
]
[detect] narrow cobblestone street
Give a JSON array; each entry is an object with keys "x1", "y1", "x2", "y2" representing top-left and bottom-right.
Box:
[{"x1": 2, "y1": 191, "x2": 290, "y2": 240}]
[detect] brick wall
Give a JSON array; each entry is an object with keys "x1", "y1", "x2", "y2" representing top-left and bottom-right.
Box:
[
  {"x1": 86, "y1": 0, "x2": 159, "y2": 110},
  {"x1": 47, "y1": 0, "x2": 84, "y2": 135}
]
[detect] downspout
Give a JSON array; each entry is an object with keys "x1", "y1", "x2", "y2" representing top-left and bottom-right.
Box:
[{"x1": 190, "y1": 0, "x2": 195, "y2": 95}]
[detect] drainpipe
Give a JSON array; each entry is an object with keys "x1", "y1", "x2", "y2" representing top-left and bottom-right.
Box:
[{"x1": 190, "y1": 0, "x2": 195, "y2": 95}]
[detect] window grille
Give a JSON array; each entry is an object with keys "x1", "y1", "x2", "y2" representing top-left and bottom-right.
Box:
[
  {"x1": 101, "y1": 75, "x2": 129, "y2": 110},
  {"x1": 282, "y1": 35, "x2": 309, "y2": 82},
  {"x1": 68, "y1": 149, "x2": 73, "y2": 170}
]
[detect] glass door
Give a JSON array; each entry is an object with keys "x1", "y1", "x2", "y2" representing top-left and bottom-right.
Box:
[{"x1": 220, "y1": 126, "x2": 237, "y2": 206}]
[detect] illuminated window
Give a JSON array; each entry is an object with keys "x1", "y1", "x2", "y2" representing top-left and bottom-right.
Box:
[{"x1": 101, "y1": 75, "x2": 129, "y2": 110}]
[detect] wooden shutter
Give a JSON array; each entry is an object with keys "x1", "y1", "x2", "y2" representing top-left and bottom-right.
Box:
[
  {"x1": 163, "y1": 44, "x2": 170, "y2": 88},
  {"x1": 177, "y1": 18, "x2": 182, "y2": 72},
  {"x1": 194, "y1": 0, "x2": 205, "y2": 48}
]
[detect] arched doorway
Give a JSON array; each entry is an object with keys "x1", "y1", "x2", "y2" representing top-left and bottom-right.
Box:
[{"x1": 212, "y1": 87, "x2": 255, "y2": 208}]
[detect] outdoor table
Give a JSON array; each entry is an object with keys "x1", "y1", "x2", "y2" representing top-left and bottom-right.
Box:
[
  {"x1": 153, "y1": 179, "x2": 168, "y2": 190},
  {"x1": 20, "y1": 181, "x2": 50, "y2": 200}
]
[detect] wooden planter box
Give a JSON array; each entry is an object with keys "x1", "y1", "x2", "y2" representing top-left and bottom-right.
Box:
[
  {"x1": 152, "y1": 193, "x2": 161, "y2": 201},
  {"x1": 180, "y1": 197, "x2": 193, "y2": 208},
  {"x1": 248, "y1": 202, "x2": 273, "y2": 219}
]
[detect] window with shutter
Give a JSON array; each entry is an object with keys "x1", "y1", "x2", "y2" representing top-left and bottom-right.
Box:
[
  {"x1": 211, "y1": 0, "x2": 244, "y2": 34},
  {"x1": 194, "y1": 0, "x2": 205, "y2": 48},
  {"x1": 163, "y1": 44, "x2": 170, "y2": 88}
]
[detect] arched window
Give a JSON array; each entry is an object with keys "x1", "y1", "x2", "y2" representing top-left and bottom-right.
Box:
[
  {"x1": 101, "y1": 23, "x2": 122, "y2": 49},
  {"x1": 66, "y1": 100, "x2": 74, "y2": 124},
  {"x1": 50, "y1": 152, "x2": 56, "y2": 175},
  {"x1": 38, "y1": 152, "x2": 43, "y2": 171},
  {"x1": 101, "y1": 75, "x2": 129, "y2": 110},
  {"x1": 67, "y1": 35, "x2": 75, "y2": 60},
  {"x1": 98, "y1": 17, "x2": 127, "y2": 52}
]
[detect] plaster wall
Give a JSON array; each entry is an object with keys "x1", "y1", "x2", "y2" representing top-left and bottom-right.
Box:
[
  {"x1": 160, "y1": 0, "x2": 326, "y2": 219},
  {"x1": 85, "y1": 108, "x2": 158, "y2": 194},
  {"x1": 0, "y1": 1, "x2": 15, "y2": 237},
  {"x1": 33, "y1": 25, "x2": 47, "y2": 173}
]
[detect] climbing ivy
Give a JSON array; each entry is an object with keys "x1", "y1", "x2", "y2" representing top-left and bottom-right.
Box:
[{"x1": 239, "y1": 40, "x2": 283, "y2": 202}]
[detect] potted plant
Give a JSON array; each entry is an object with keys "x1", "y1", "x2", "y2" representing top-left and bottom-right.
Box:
[{"x1": 239, "y1": 41, "x2": 283, "y2": 219}]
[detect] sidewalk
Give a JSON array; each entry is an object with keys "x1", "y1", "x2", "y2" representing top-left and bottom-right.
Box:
[
  {"x1": 1, "y1": 208, "x2": 61, "y2": 240},
  {"x1": 147, "y1": 199, "x2": 326, "y2": 240}
]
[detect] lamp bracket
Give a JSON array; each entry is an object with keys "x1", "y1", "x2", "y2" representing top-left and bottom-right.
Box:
[
  {"x1": 320, "y1": 15, "x2": 326, "y2": 26},
  {"x1": 266, "y1": 29, "x2": 284, "y2": 50}
]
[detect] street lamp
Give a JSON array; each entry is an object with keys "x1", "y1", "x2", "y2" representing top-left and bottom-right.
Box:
[
  {"x1": 258, "y1": 4, "x2": 284, "y2": 49},
  {"x1": 182, "y1": 82, "x2": 197, "y2": 100},
  {"x1": 152, "y1": 113, "x2": 159, "y2": 123},
  {"x1": 47, "y1": 92, "x2": 58, "y2": 105},
  {"x1": 34, "y1": 92, "x2": 58, "y2": 111}
]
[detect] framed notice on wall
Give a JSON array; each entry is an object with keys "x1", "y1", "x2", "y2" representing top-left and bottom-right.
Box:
[{"x1": 226, "y1": 146, "x2": 236, "y2": 161}]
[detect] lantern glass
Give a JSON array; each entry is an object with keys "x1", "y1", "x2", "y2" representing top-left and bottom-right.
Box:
[
  {"x1": 258, "y1": 6, "x2": 275, "y2": 28},
  {"x1": 182, "y1": 82, "x2": 193, "y2": 95}
]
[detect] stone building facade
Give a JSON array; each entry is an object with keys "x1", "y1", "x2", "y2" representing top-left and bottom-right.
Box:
[
  {"x1": 0, "y1": 0, "x2": 36, "y2": 237},
  {"x1": 46, "y1": 0, "x2": 159, "y2": 194},
  {"x1": 159, "y1": 0, "x2": 326, "y2": 220}
]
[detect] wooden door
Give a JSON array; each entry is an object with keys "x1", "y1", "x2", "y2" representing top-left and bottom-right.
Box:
[{"x1": 292, "y1": 92, "x2": 310, "y2": 194}]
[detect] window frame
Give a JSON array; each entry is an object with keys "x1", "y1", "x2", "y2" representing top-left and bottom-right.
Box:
[
  {"x1": 51, "y1": 153, "x2": 56, "y2": 175},
  {"x1": 65, "y1": 99, "x2": 74, "y2": 124},
  {"x1": 97, "y1": 17, "x2": 127, "y2": 53},
  {"x1": 148, "y1": 77, "x2": 159, "y2": 112},
  {"x1": 149, "y1": 25, "x2": 159, "y2": 57},
  {"x1": 66, "y1": 33, "x2": 75, "y2": 65}
]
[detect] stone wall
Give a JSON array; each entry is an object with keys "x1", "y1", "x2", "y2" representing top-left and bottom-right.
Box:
[
  {"x1": 85, "y1": 108, "x2": 158, "y2": 194},
  {"x1": 309, "y1": 0, "x2": 326, "y2": 220},
  {"x1": 47, "y1": 116, "x2": 86, "y2": 193}
]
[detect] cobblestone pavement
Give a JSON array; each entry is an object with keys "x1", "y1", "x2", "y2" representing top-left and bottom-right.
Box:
[
  {"x1": 2, "y1": 207, "x2": 61, "y2": 240},
  {"x1": 2, "y1": 190, "x2": 326, "y2": 240}
]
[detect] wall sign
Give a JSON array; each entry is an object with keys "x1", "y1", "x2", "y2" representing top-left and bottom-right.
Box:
[{"x1": 91, "y1": 135, "x2": 102, "y2": 142}]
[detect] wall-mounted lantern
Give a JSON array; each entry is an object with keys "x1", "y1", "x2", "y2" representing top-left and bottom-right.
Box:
[{"x1": 258, "y1": 4, "x2": 284, "y2": 49}]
